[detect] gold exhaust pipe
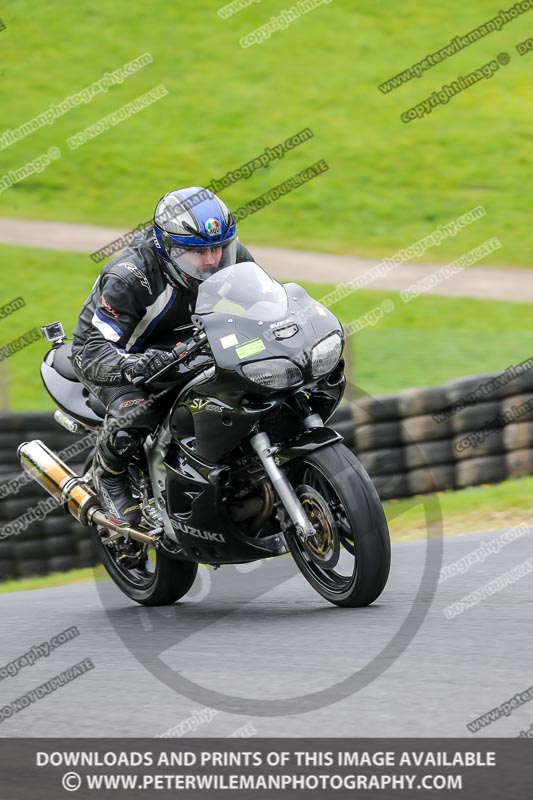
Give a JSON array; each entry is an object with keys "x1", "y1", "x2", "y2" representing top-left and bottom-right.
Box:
[{"x1": 17, "y1": 440, "x2": 155, "y2": 546}]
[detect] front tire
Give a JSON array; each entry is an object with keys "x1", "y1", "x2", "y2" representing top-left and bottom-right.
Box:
[{"x1": 285, "y1": 442, "x2": 390, "y2": 607}]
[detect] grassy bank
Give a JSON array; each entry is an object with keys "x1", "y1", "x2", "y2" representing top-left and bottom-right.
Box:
[{"x1": 0, "y1": 0, "x2": 531, "y2": 264}]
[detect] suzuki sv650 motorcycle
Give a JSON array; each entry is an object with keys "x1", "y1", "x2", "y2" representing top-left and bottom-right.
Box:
[{"x1": 18, "y1": 262, "x2": 390, "y2": 607}]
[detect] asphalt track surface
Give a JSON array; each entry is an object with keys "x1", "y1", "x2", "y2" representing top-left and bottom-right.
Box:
[{"x1": 0, "y1": 527, "x2": 531, "y2": 738}]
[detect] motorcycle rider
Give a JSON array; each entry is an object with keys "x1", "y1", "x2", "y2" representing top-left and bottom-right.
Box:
[{"x1": 71, "y1": 187, "x2": 255, "y2": 528}]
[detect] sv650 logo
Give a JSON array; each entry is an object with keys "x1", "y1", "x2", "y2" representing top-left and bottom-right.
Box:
[
  {"x1": 174, "y1": 520, "x2": 226, "y2": 543},
  {"x1": 190, "y1": 398, "x2": 223, "y2": 413}
]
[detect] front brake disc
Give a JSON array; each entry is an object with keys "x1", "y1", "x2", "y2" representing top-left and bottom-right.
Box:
[{"x1": 295, "y1": 484, "x2": 340, "y2": 569}]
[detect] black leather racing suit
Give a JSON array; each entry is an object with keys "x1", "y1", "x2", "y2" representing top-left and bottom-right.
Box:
[{"x1": 71, "y1": 226, "x2": 254, "y2": 446}]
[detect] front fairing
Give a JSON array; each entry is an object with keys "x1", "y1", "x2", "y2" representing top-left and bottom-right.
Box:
[
  {"x1": 168, "y1": 262, "x2": 344, "y2": 463},
  {"x1": 192, "y1": 262, "x2": 343, "y2": 390}
]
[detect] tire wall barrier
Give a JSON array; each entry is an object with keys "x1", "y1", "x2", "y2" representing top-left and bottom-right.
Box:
[
  {"x1": 1, "y1": 365, "x2": 532, "y2": 578},
  {"x1": 332, "y1": 366, "x2": 533, "y2": 502},
  {"x1": 0, "y1": 413, "x2": 98, "y2": 581}
]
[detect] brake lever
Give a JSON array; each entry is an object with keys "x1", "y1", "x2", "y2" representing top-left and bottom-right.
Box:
[{"x1": 143, "y1": 333, "x2": 210, "y2": 387}]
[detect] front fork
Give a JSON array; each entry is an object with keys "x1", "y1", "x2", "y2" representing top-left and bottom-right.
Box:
[{"x1": 249, "y1": 431, "x2": 315, "y2": 541}]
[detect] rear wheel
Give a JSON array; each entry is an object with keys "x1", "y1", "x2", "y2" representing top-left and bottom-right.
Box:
[
  {"x1": 84, "y1": 453, "x2": 198, "y2": 606},
  {"x1": 89, "y1": 526, "x2": 198, "y2": 606},
  {"x1": 285, "y1": 442, "x2": 390, "y2": 607}
]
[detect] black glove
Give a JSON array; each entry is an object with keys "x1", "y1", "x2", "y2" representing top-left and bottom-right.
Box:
[{"x1": 122, "y1": 349, "x2": 178, "y2": 384}]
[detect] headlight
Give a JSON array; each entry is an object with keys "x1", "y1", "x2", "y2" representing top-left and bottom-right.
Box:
[
  {"x1": 242, "y1": 358, "x2": 303, "y2": 389},
  {"x1": 311, "y1": 333, "x2": 343, "y2": 378}
]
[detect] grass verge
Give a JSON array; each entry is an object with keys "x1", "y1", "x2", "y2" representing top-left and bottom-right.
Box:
[
  {"x1": 386, "y1": 474, "x2": 533, "y2": 541},
  {"x1": 2, "y1": 245, "x2": 533, "y2": 409},
  {"x1": 0, "y1": 564, "x2": 108, "y2": 594}
]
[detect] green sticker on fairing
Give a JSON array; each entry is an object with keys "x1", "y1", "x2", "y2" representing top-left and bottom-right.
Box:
[{"x1": 236, "y1": 338, "x2": 266, "y2": 359}]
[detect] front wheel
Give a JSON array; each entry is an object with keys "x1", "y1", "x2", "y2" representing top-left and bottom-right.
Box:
[{"x1": 285, "y1": 442, "x2": 390, "y2": 607}]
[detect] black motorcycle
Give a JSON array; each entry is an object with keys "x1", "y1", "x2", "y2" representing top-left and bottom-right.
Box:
[{"x1": 18, "y1": 262, "x2": 390, "y2": 607}]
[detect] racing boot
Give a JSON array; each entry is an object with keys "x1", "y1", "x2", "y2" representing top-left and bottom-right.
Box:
[{"x1": 93, "y1": 428, "x2": 142, "y2": 528}]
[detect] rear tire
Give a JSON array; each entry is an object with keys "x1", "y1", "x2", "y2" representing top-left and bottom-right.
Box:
[
  {"x1": 285, "y1": 442, "x2": 390, "y2": 607},
  {"x1": 90, "y1": 526, "x2": 198, "y2": 606},
  {"x1": 84, "y1": 451, "x2": 198, "y2": 606}
]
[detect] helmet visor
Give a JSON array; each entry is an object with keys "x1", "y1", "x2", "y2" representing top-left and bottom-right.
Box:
[{"x1": 169, "y1": 240, "x2": 238, "y2": 281}]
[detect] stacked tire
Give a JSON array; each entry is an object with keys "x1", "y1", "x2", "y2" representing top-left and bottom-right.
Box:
[
  {"x1": 0, "y1": 412, "x2": 97, "y2": 580},
  {"x1": 329, "y1": 365, "x2": 533, "y2": 501}
]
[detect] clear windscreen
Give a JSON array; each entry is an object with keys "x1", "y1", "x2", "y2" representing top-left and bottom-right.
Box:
[{"x1": 195, "y1": 262, "x2": 289, "y2": 321}]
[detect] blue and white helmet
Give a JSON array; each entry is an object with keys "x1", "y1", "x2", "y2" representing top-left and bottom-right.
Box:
[{"x1": 153, "y1": 187, "x2": 238, "y2": 291}]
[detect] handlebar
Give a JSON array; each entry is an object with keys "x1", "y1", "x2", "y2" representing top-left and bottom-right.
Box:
[{"x1": 133, "y1": 332, "x2": 211, "y2": 387}]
